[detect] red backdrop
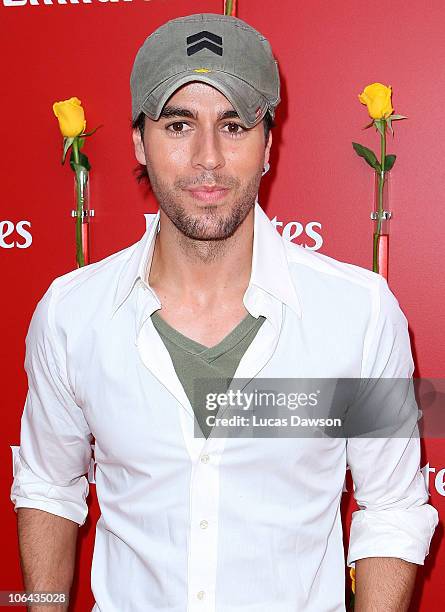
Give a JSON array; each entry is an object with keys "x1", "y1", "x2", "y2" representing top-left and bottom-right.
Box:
[{"x1": 1, "y1": 0, "x2": 444, "y2": 609}]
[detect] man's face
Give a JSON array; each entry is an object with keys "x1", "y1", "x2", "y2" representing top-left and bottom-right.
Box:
[{"x1": 132, "y1": 81, "x2": 272, "y2": 241}]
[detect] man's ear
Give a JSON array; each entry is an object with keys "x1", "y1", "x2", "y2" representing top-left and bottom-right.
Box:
[
  {"x1": 264, "y1": 131, "x2": 272, "y2": 168},
  {"x1": 132, "y1": 128, "x2": 147, "y2": 165}
]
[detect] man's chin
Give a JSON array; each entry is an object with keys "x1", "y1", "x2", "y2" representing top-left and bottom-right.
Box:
[
  {"x1": 176, "y1": 220, "x2": 237, "y2": 242},
  {"x1": 160, "y1": 196, "x2": 256, "y2": 241}
]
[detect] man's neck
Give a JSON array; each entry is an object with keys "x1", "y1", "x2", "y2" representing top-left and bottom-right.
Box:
[{"x1": 147, "y1": 208, "x2": 254, "y2": 306}]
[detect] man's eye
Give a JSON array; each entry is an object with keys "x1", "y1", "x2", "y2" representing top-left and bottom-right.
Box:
[
  {"x1": 166, "y1": 122, "x2": 190, "y2": 134},
  {"x1": 223, "y1": 123, "x2": 246, "y2": 136}
]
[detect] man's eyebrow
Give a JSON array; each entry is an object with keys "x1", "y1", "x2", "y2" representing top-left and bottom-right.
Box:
[
  {"x1": 218, "y1": 109, "x2": 242, "y2": 121},
  {"x1": 159, "y1": 106, "x2": 243, "y2": 122}
]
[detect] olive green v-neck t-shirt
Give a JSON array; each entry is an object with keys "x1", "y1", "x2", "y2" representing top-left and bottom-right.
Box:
[{"x1": 151, "y1": 311, "x2": 266, "y2": 438}]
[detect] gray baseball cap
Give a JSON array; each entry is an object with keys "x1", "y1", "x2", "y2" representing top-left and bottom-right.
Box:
[{"x1": 130, "y1": 13, "x2": 280, "y2": 129}]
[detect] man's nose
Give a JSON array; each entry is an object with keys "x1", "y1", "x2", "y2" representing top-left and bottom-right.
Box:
[{"x1": 191, "y1": 127, "x2": 225, "y2": 172}]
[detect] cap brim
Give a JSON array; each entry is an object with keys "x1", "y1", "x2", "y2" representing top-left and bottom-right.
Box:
[{"x1": 139, "y1": 71, "x2": 269, "y2": 128}]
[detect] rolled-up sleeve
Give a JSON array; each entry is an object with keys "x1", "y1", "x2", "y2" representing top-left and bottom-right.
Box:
[
  {"x1": 10, "y1": 282, "x2": 92, "y2": 526},
  {"x1": 346, "y1": 275, "x2": 439, "y2": 567}
]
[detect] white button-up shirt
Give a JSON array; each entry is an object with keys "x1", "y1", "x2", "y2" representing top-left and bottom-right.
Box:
[{"x1": 11, "y1": 202, "x2": 438, "y2": 611}]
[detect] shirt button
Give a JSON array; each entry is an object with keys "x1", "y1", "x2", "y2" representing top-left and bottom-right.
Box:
[
  {"x1": 200, "y1": 520, "x2": 208, "y2": 529},
  {"x1": 200, "y1": 454, "x2": 210, "y2": 464},
  {"x1": 197, "y1": 590, "x2": 205, "y2": 600}
]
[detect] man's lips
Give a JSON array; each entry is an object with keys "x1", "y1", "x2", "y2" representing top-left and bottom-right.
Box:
[{"x1": 185, "y1": 186, "x2": 230, "y2": 203}]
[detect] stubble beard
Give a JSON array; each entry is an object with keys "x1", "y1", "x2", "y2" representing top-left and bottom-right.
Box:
[{"x1": 147, "y1": 167, "x2": 263, "y2": 262}]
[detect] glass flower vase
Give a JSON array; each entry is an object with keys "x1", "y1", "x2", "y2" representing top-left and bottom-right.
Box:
[
  {"x1": 72, "y1": 168, "x2": 93, "y2": 268},
  {"x1": 371, "y1": 170, "x2": 391, "y2": 280}
]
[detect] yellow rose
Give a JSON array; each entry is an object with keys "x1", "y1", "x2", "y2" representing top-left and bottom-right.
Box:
[
  {"x1": 358, "y1": 83, "x2": 394, "y2": 120},
  {"x1": 52, "y1": 96, "x2": 86, "y2": 138},
  {"x1": 349, "y1": 567, "x2": 356, "y2": 594}
]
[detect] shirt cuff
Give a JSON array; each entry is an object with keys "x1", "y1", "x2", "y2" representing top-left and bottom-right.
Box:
[
  {"x1": 347, "y1": 504, "x2": 439, "y2": 568},
  {"x1": 10, "y1": 445, "x2": 90, "y2": 527}
]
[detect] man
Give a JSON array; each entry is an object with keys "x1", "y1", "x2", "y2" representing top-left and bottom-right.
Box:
[{"x1": 11, "y1": 12, "x2": 438, "y2": 612}]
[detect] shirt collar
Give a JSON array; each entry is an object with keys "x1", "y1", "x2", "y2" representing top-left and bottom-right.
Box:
[{"x1": 111, "y1": 202, "x2": 302, "y2": 319}]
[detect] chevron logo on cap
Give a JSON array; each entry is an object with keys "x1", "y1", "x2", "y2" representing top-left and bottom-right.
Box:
[{"x1": 186, "y1": 31, "x2": 223, "y2": 57}]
